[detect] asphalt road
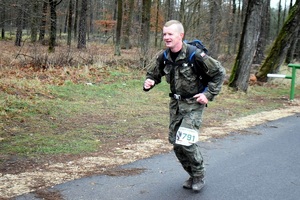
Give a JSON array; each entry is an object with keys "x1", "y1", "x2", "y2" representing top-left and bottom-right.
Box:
[{"x1": 16, "y1": 113, "x2": 300, "y2": 200}]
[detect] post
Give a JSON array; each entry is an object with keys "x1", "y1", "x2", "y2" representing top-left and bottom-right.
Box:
[{"x1": 288, "y1": 63, "x2": 300, "y2": 101}]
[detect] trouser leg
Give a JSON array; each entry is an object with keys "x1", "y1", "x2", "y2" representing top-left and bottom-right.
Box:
[
  {"x1": 169, "y1": 98, "x2": 205, "y2": 177},
  {"x1": 174, "y1": 143, "x2": 205, "y2": 177}
]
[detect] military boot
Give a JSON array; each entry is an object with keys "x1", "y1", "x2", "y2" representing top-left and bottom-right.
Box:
[
  {"x1": 182, "y1": 177, "x2": 193, "y2": 189},
  {"x1": 192, "y1": 176, "x2": 205, "y2": 192}
]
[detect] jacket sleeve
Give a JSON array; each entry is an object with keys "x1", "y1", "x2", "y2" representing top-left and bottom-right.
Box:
[
  {"x1": 194, "y1": 51, "x2": 226, "y2": 101},
  {"x1": 144, "y1": 51, "x2": 165, "y2": 91}
]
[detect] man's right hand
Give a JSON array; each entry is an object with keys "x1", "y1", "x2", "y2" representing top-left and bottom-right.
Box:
[{"x1": 144, "y1": 79, "x2": 155, "y2": 90}]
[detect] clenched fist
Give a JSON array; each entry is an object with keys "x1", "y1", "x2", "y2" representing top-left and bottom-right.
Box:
[{"x1": 144, "y1": 79, "x2": 155, "y2": 90}]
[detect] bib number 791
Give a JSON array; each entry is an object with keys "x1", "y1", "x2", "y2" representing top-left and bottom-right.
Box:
[{"x1": 175, "y1": 127, "x2": 199, "y2": 146}]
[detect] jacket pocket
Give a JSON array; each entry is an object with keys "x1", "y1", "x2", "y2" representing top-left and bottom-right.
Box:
[
  {"x1": 179, "y1": 66, "x2": 197, "y2": 82},
  {"x1": 164, "y1": 65, "x2": 173, "y2": 83}
]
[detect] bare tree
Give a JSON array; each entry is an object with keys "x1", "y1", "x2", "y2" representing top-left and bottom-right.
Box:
[
  {"x1": 0, "y1": 0, "x2": 6, "y2": 39},
  {"x1": 140, "y1": 0, "x2": 151, "y2": 67},
  {"x1": 285, "y1": 27, "x2": 300, "y2": 63},
  {"x1": 234, "y1": 0, "x2": 243, "y2": 53},
  {"x1": 49, "y1": 0, "x2": 63, "y2": 52},
  {"x1": 89, "y1": 0, "x2": 94, "y2": 38},
  {"x1": 67, "y1": 0, "x2": 73, "y2": 46},
  {"x1": 15, "y1": 2, "x2": 25, "y2": 46},
  {"x1": 154, "y1": 0, "x2": 161, "y2": 48},
  {"x1": 39, "y1": 1, "x2": 48, "y2": 42},
  {"x1": 115, "y1": 0, "x2": 122, "y2": 56},
  {"x1": 295, "y1": 31, "x2": 300, "y2": 60},
  {"x1": 78, "y1": 0, "x2": 88, "y2": 49},
  {"x1": 31, "y1": 0, "x2": 40, "y2": 43},
  {"x1": 285, "y1": 0, "x2": 299, "y2": 63},
  {"x1": 74, "y1": 0, "x2": 79, "y2": 40},
  {"x1": 228, "y1": 0, "x2": 265, "y2": 91},
  {"x1": 253, "y1": 0, "x2": 271, "y2": 64},
  {"x1": 165, "y1": 0, "x2": 173, "y2": 20},
  {"x1": 209, "y1": 0, "x2": 222, "y2": 57},
  {"x1": 123, "y1": 0, "x2": 134, "y2": 49},
  {"x1": 277, "y1": 0, "x2": 282, "y2": 35},
  {"x1": 227, "y1": 0, "x2": 236, "y2": 55},
  {"x1": 1, "y1": 0, "x2": 295, "y2": 68},
  {"x1": 289, "y1": 0, "x2": 294, "y2": 10},
  {"x1": 256, "y1": 0, "x2": 300, "y2": 81}
]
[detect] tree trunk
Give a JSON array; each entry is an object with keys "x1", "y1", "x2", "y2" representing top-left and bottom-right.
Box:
[
  {"x1": 227, "y1": 0, "x2": 236, "y2": 55},
  {"x1": 286, "y1": 0, "x2": 299, "y2": 63},
  {"x1": 123, "y1": 0, "x2": 134, "y2": 49},
  {"x1": 49, "y1": 0, "x2": 62, "y2": 52},
  {"x1": 295, "y1": 32, "x2": 300, "y2": 60},
  {"x1": 39, "y1": 1, "x2": 48, "y2": 42},
  {"x1": 256, "y1": 0, "x2": 300, "y2": 81},
  {"x1": 31, "y1": 0, "x2": 39, "y2": 43},
  {"x1": 140, "y1": 0, "x2": 151, "y2": 67},
  {"x1": 289, "y1": 0, "x2": 293, "y2": 11},
  {"x1": 67, "y1": 0, "x2": 73, "y2": 46},
  {"x1": 166, "y1": 0, "x2": 171, "y2": 20},
  {"x1": 0, "y1": 0, "x2": 5, "y2": 39},
  {"x1": 15, "y1": 3, "x2": 24, "y2": 46},
  {"x1": 73, "y1": 0, "x2": 79, "y2": 40},
  {"x1": 277, "y1": 0, "x2": 282, "y2": 35},
  {"x1": 209, "y1": 0, "x2": 222, "y2": 57},
  {"x1": 78, "y1": 0, "x2": 88, "y2": 49},
  {"x1": 234, "y1": 0, "x2": 242, "y2": 53},
  {"x1": 285, "y1": 27, "x2": 299, "y2": 63},
  {"x1": 115, "y1": 0, "x2": 122, "y2": 56},
  {"x1": 253, "y1": 0, "x2": 270, "y2": 64},
  {"x1": 228, "y1": 0, "x2": 265, "y2": 92},
  {"x1": 89, "y1": 0, "x2": 93, "y2": 36},
  {"x1": 114, "y1": 0, "x2": 118, "y2": 20},
  {"x1": 154, "y1": 0, "x2": 160, "y2": 48},
  {"x1": 179, "y1": 0, "x2": 185, "y2": 23},
  {"x1": 64, "y1": 9, "x2": 68, "y2": 34},
  {"x1": 49, "y1": 0, "x2": 57, "y2": 52}
]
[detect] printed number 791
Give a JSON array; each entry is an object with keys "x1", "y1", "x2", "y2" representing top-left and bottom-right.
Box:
[{"x1": 182, "y1": 133, "x2": 195, "y2": 142}]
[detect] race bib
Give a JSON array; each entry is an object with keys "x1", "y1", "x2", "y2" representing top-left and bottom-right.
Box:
[{"x1": 175, "y1": 127, "x2": 199, "y2": 146}]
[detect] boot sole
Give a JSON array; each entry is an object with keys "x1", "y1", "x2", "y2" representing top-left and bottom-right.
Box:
[{"x1": 183, "y1": 185, "x2": 192, "y2": 189}]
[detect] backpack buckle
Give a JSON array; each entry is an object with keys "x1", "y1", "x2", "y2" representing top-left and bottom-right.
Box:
[{"x1": 173, "y1": 94, "x2": 182, "y2": 100}]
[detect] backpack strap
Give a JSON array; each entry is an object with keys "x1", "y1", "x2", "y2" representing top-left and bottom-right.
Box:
[
  {"x1": 163, "y1": 45, "x2": 208, "y2": 94},
  {"x1": 163, "y1": 44, "x2": 197, "y2": 65},
  {"x1": 187, "y1": 45, "x2": 197, "y2": 63},
  {"x1": 186, "y1": 44, "x2": 209, "y2": 93}
]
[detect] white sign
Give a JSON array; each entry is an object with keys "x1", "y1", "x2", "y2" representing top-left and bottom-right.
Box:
[{"x1": 175, "y1": 127, "x2": 199, "y2": 146}]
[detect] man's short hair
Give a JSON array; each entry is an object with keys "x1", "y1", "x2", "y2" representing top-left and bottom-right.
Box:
[{"x1": 164, "y1": 20, "x2": 184, "y2": 34}]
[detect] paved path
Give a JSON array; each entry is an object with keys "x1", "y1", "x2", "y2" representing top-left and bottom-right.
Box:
[{"x1": 16, "y1": 114, "x2": 300, "y2": 200}]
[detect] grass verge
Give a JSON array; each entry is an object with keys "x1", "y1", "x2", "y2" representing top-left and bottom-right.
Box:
[{"x1": 1, "y1": 65, "x2": 300, "y2": 171}]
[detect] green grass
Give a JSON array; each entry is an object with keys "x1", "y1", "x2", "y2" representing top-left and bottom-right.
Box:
[
  {"x1": 0, "y1": 72, "x2": 168, "y2": 159},
  {"x1": 1, "y1": 68, "x2": 300, "y2": 162}
]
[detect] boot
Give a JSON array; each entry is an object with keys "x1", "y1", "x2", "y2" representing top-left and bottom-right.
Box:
[
  {"x1": 192, "y1": 176, "x2": 205, "y2": 192},
  {"x1": 182, "y1": 177, "x2": 193, "y2": 189}
]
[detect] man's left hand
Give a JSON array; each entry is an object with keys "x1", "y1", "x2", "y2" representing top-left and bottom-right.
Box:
[{"x1": 193, "y1": 93, "x2": 208, "y2": 104}]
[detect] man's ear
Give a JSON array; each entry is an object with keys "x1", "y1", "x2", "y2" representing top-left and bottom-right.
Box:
[{"x1": 180, "y1": 33, "x2": 184, "y2": 39}]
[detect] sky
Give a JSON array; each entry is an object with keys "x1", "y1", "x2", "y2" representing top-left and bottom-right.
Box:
[{"x1": 270, "y1": 0, "x2": 296, "y2": 8}]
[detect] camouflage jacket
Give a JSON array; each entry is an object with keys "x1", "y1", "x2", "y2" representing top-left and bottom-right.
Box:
[{"x1": 145, "y1": 42, "x2": 226, "y2": 101}]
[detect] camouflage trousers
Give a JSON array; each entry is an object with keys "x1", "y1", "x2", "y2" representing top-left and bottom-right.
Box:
[{"x1": 169, "y1": 97, "x2": 205, "y2": 177}]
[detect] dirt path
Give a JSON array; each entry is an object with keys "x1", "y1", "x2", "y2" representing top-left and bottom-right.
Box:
[{"x1": 0, "y1": 104, "x2": 299, "y2": 199}]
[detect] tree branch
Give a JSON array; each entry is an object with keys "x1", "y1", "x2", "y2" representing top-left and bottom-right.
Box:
[{"x1": 55, "y1": 0, "x2": 63, "y2": 6}]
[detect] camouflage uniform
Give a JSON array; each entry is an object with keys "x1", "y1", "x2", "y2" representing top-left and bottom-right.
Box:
[{"x1": 144, "y1": 42, "x2": 225, "y2": 178}]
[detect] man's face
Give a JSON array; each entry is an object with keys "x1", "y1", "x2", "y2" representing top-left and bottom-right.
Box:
[{"x1": 163, "y1": 24, "x2": 184, "y2": 50}]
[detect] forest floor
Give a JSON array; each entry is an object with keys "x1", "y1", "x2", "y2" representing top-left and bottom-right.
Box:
[{"x1": 0, "y1": 40, "x2": 300, "y2": 199}]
